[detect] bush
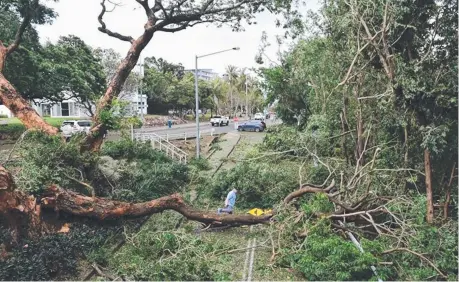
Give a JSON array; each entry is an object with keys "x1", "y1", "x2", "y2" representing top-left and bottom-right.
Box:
[
  {"x1": 13, "y1": 132, "x2": 95, "y2": 195},
  {"x1": 100, "y1": 138, "x2": 189, "y2": 202},
  {"x1": 205, "y1": 161, "x2": 299, "y2": 209},
  {"x1": 102, "y1": 139, "x2": 171, "y2": 163},
  {"x1": 0, "y1": 220, "x2": 135, "y2": 281},
  {"x1": 0, "y1": 124, "x2": 26, "y2": 140},
  {"x1": 110, "y1": 230, "x2": 238, "y2": 281}
]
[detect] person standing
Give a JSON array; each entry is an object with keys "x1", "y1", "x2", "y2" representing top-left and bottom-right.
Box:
[{"x1": 217, "y1": 189, "x2": 237, "y2": 214}]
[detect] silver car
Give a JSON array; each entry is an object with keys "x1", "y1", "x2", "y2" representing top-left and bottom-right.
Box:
[{"x1": 60, "y1": 120, "x2": 92, "y2": 138}]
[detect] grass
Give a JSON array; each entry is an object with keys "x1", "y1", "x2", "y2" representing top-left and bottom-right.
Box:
[
  {"x1": 0, "y1": 117, "x2": 80, "y2": 127},
  {"x1": 0, "y1": 117, "x2": 82, "y2": 141}
]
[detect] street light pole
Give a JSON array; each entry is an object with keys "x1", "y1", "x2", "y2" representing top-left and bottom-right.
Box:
[
  {"x1": 194, "y1": 47, "x2": 240, "y2": 158},
  {"x1": 245, "y1": 77, "x2": 248, "y2": 118},
  {"x1": 195, "y1": 55, "x2": 200, "y2": 158}
]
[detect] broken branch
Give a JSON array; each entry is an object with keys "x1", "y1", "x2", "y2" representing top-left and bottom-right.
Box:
[
  {"x1": 382, "y1": 248, "x2": 447, "y2": 279},
  {"x1": 40, "y1": 185, "x2": 271, "y2": 225},
  {"x1": 98, "y1": 0, "x2": 134, "y2": 43}
]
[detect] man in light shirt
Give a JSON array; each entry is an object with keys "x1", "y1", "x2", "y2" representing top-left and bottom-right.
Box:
[{"x1": 217, "y1": 189, "x2": 237, "y2": 215}]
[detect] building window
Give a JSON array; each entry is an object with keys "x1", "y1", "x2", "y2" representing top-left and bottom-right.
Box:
[
  {"x1": 61, "y1": 102, "x2": 70, "y2": 116},
  {"x1": 41, "y1": 104, "x2": 51, "y2": 116}
]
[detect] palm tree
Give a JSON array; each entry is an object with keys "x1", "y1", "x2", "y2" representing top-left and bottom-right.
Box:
[{"x1": 225, "y1": 65, "x2": 238, "y2": 117}]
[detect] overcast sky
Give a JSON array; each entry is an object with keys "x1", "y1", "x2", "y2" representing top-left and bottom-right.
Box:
[{"x1": 36, "y1": 0, "x2": 320, "y2": 75}]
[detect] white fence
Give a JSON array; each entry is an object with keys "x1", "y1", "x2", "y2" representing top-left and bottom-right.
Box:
[
  {"x1": 133, "y1": 128, "x2": 217, "y2": 142},
  {"x1": 133, "y1": 132, "x2": 189, "y2": 164}
]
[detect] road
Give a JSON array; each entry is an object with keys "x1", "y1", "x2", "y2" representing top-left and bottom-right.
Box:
[{"x1": 107, "y1": 119, "x2": 280, "y2": 141}]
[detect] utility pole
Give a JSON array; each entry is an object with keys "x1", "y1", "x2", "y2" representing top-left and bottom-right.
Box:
[
  {"x1": 245, "y1": 76, "x2": 248, "y2": 118},
  {"x1": 194, "y1": 55, "x2": 200, "y2": 158},
  {"x1": 194, "y1": 47, "x2": 240, "y2": 158}
]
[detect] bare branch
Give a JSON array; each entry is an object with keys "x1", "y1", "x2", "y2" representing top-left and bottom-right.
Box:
[
  {"x1": 283, "y1": 179, "x2": 336, "y2": 204},
  {"x1": 5, "y1": 13, "x2": 32, "y2": 55},
  {"x1": 135, "y1": 0, "x2": 153, "y2": 17},
  {"x1": 98, "y1": 0, "x2": 134, "y2": 43},
  {"x1": 382, "y1": 248, "x2": 447, "y2": 279}
]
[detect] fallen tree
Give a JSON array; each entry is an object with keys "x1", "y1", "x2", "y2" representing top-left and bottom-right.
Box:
[
  {"x1": 1, "y1": 165, "x2": 272, "y2": 231},
  {"x1": 40, "y1": 185, "x2": 272, "y2": 224}
]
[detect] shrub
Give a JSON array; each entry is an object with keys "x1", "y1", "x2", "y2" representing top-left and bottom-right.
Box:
[
  {"x1": 0, "y1": 220, "x2": 134, "y2": 281},
  {"x1": 110, "y1": 214, "x2": 236, "y2": 281},
  {"x1": 205, "y1": 161, "x2": 299, "y2": 209},
  {"x1": 0, "y1": 124, "x2": 26, "y2": 140},
  {"x1": 13, "y1": 132, "x2": 95, "y2": 195},
  {"x1": 100, "y1": 138, "x2": 189, "y2": 202},
  {"x1": 102, "y1": 139, "x2": 171, "y2": 163}
]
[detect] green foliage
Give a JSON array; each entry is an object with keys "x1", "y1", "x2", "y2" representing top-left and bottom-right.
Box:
[
  {"x1": 0, "y1": 123, "x2": 26, "y2": 140},
  {"x1": 290, "y1": 231, "x2": 378, "y2": 281},
  {"x1": 13, "y1": 132, "x2": 94, "y2": 195},
  {"x1": 101, "y1": 139, "x2": 188, "y2": 202},
  {"x1": 206, "y1": 161, "x2": 298, "y2": 209},
  {"x1": 0, "y1": 220, "x2": 133, "y2": 281},
  {"x1": 102, "y1": 138, "x2": 171, "y2": 163},
  {"x1": 188, "y1": 157, "x2": 211, "y2": 171},
  {"x1": 110, "y1": 226, "x2": 235, "y2": 281}
]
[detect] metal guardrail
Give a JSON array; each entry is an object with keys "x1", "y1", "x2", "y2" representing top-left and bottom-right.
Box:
[
  {"x1": 133, "y1": 132, "x2": 189, "y2": 164},
  {"x1": 134, "y1": 128, "x2": 217, "y2": 142}
]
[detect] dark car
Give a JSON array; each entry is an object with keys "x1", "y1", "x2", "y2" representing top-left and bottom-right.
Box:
[
  {"x1": 237, "y1": 122, "x2": 264, "y2": 132},
  {"x1": 249, "y1": 120, "x2": 266, "y2": 129}
]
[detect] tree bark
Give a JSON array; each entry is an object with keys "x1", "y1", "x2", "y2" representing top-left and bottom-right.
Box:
[
  {"x1": 0, "y1": 73, "x2": 58, "y2": 135},
  {"x1": 284, "y1": 180, "x2": 336, "y2": 204},
  {"x1": 39, "y1": 185, "x2": 272, "y2": 224},
  {"x1": 424, "y1": 148, "x2": 434, "y2": 224},
  {"x1": 443, "y1": 162, "x2": 455, "y2": 219},
  {"x1": 0, "y1": 166, "x2": 43, "y2": 241},
  {"x1": 82, "y1": 29, "x2": 155, "y2": 152},
  {"x1": 354, "y1": 85, "x2": 365, "y2": 166}
]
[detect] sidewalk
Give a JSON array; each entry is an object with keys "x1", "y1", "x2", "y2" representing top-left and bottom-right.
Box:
[{"x1": 205, "y1": 132, "x2": 241, "y2": 177}]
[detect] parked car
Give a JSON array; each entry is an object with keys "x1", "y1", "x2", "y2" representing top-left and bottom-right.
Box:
[
  {"x1": 254, "y1": 112, "x2": 264, "y2": 121},
  {"x1": 210, "y1": 115, "x2": 229, "y2": 126},
  {"x1": 60, "y1": 120, "x2": 92, "y2": 138},
  {"x1": 237, "y1": 122, "x2": 264, "y2": 132},
  {"x1": 249, "y1": 120, "x2": 266, "y2": 129}
]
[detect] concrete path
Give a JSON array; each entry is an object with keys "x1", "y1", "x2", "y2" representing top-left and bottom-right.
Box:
[{"x1": 205, "y1": 132, "x2": 241, "y2": 177}]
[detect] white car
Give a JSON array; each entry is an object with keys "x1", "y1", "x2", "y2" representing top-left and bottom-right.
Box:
[
  {"x1": 60, "y1": 120, "x2": 92, "y2": 138},
  {"x1": 210, "y1": 115, "x2": 229, "y2": 126},
  {"x1": 254, "y1": 113, "x2": 264, "y2": 121}
]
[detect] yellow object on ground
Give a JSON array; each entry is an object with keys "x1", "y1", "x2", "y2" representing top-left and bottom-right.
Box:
[
  {"x1": 247, "y1": 208, "x2": 265, "y2": 216},
  {"x1": 263, "y1": 209, "x2": 273, "y2": 215}
]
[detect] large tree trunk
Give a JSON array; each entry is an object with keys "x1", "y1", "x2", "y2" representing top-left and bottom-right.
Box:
[
  {"x1": 82, "y1": 31, "x2": 155, "y2": 152},
  {"x1": 1, "y1": 165, "x2": 271, "y2": 228},
  {"x1": 0, "y1": 73, "x2": 58, "y2": 135},
  {"x1": 443, "y1": 162, "x2": 455, "y2": 219},
  {"x1": 424, "y1": 148, "x2": 434, "y2": 224},
  {"x1": 40, "y1": 186, "x2": 271, "y2": 225},
  {"x1": 0, "y1": 166, "x2": 44, "y2": 242}
]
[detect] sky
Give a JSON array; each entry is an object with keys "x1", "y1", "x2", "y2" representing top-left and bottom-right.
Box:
[{"x1": 36, "y1": 0, "x2": 320, "y2": 75}]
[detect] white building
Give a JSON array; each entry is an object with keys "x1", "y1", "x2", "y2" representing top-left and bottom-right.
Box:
[
  {"x1": 31, "y1": 91, "x2": 148, "y2": 118},
  {"x1": 119, "y1": 92, "x2": 148, "y2": 116},
  {"x1": 32, "y1": 97, "x2": 94, "y2": 118},
  {"x1": 185, "y1": 69, "x2": 219, "y2": 81},
  {"x1": 0, "y1": 105, "x2": 13, "y2": 118}
]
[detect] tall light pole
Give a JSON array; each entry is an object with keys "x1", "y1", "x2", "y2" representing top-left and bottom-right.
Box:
[
  {"x1": 245, "y1": 76, "x2": 248, "y2": 118},
  {"x1": 195, "y1": 47, "x2": 240, "y2": 158}
]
